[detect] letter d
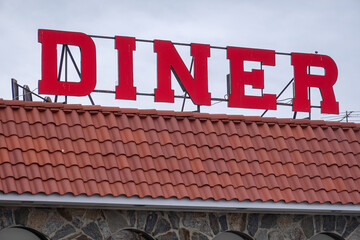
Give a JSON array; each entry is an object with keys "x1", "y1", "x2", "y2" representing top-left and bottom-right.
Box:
[{"x1": 38, "y1": 29, "x2": 96, "y2": 96}]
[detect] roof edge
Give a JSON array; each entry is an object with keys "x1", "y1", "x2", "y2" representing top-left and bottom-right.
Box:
[
  {"x1": 1, "y1": 99, "x2": 359, "y2": 127},
  {"x1": 1, "y1": 192, "x2": 359, "y2": 215}
]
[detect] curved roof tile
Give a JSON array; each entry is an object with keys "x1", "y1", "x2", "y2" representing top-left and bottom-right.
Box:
[{"x1": 0, "y1": 99, "x2": 359, "y2": 204}]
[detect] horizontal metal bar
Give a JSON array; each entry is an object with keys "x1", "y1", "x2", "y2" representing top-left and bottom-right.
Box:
[
  {"x1": 136, "y1": 39, "x2": 154, "y2": 44},
  {"x1": 93, "y1": 89, "x2": 115, "y2": 94},
  {"x1": 208, "y1": 97, "x2": 228, "y2": 102},
  {"x1": 211, "y1": 46, "x2": 227, "y2": 50},
  {"x1": 93, "y1": 89, "x2": 321, "y2": 109},
  {"x1": 88, "y1": 35, "x2": 115, "y2": 40},
  {"x1": 89, "y1": 35, "x2": 290, "y2": 54},
  {"x1": 276, "y1": 102, "x2": 321, "y2": 109},
  {"x1": 275, "y1": 52, "x2": 292, "y2": 56},
  {"x1": 168, "y1": 41, "x2": 190, "y2": 47},
  {"x1": 137, "y1": 38, "x2": 226, "y2": 50},
  {"x1": 94, "y1": 89, "x2": 225, "y2": 101},
  {"x1": 137, "y1": 92, "x2": 155, "y2": 97}
]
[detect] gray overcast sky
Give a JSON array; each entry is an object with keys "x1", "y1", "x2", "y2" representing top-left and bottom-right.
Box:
[{"x1": 0, "y1": 0, "x2": 359, "y2": 121}]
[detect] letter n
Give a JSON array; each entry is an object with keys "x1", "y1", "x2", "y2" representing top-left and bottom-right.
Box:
[{"x1": 154, "y1": 40, "x2": 211, "y2": 105}]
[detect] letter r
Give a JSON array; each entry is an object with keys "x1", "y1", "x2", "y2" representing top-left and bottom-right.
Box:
[{"x1": 292, "y1": 53, "x2": 339, "y2": 114}]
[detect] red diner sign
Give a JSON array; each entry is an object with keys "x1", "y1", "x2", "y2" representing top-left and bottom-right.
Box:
[{"x1": 38, "y1": 29, "x2": 339, "y2": 114}]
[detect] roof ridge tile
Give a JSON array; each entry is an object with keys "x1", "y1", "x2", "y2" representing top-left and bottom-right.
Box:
[{"x1": 1, "y1": 99, "x2": 360, "y2": 127}]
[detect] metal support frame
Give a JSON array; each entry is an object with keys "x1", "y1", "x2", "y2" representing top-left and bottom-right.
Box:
[
  {"x1": 261, "y1": 76, "x2": 321, "y2": 119},
  {"x1": 11, "y1": 78, "x2": 51, "y2": 102},
  {"x1": 13, "y1": 36, "x2": 356, "y2": 121},
  {"x1": 88, "y1": 35, "x2": 293, "y2": 112},
  {"x1": 32, "y1": 35, "x2": 327, "y2": 117},
  {"x1": 55, "y1": 44, "x2": 94, "y2": 105},
  {"x1": 341, "y1": 111, "x2": 353, "y2": 122},
  {"x1": 261, "y1": 78, "x2": 294, "y2": 118}
]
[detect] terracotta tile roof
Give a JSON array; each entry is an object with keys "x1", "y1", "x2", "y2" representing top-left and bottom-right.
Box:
[{"x1": 0, "y1": 99, "x2": 360, "y2": 205}]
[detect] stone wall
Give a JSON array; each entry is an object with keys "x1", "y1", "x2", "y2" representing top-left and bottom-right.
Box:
[{"x1": 0, "y1": 207, "x2": 359, "y2": 240}]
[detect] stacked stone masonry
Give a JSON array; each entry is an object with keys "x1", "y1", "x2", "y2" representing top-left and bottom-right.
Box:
[{"x1": 0, "y1": 207, "x2": 359, "y2": 240}]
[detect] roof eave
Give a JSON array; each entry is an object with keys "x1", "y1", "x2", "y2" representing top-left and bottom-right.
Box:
[{"x1": 1, "y1": 193, "x2": 359, "y2": 215}]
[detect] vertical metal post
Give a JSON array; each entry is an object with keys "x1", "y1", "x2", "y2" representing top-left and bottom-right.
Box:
[
  {"x1": 23, "y1": 85, "x2": 33, "y2": 101},
  {"x1": 346, "y1": 111, "x2": 348, "y2": 122},
  {"x1": 65, "y1": 45, "x2": 68, "y2": 104},
  {"x1": 308, "y1": 66, "x2": 311, "y2": 120},
  {"x1": 11, "y1": 78, "x2": 19, "y2": 100},
  {"x1": 261, "y1": 62, "x2": 264, "y2": 97},
  {"x1": 292, "y1": 81, "x2": 297, "y2": 119},
  {"x1": 226, "y1": 74, "x2": 231, "y2": 97},
  {"x1": 293, "y1": 111, "x2": 297, "y2": 119}
]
